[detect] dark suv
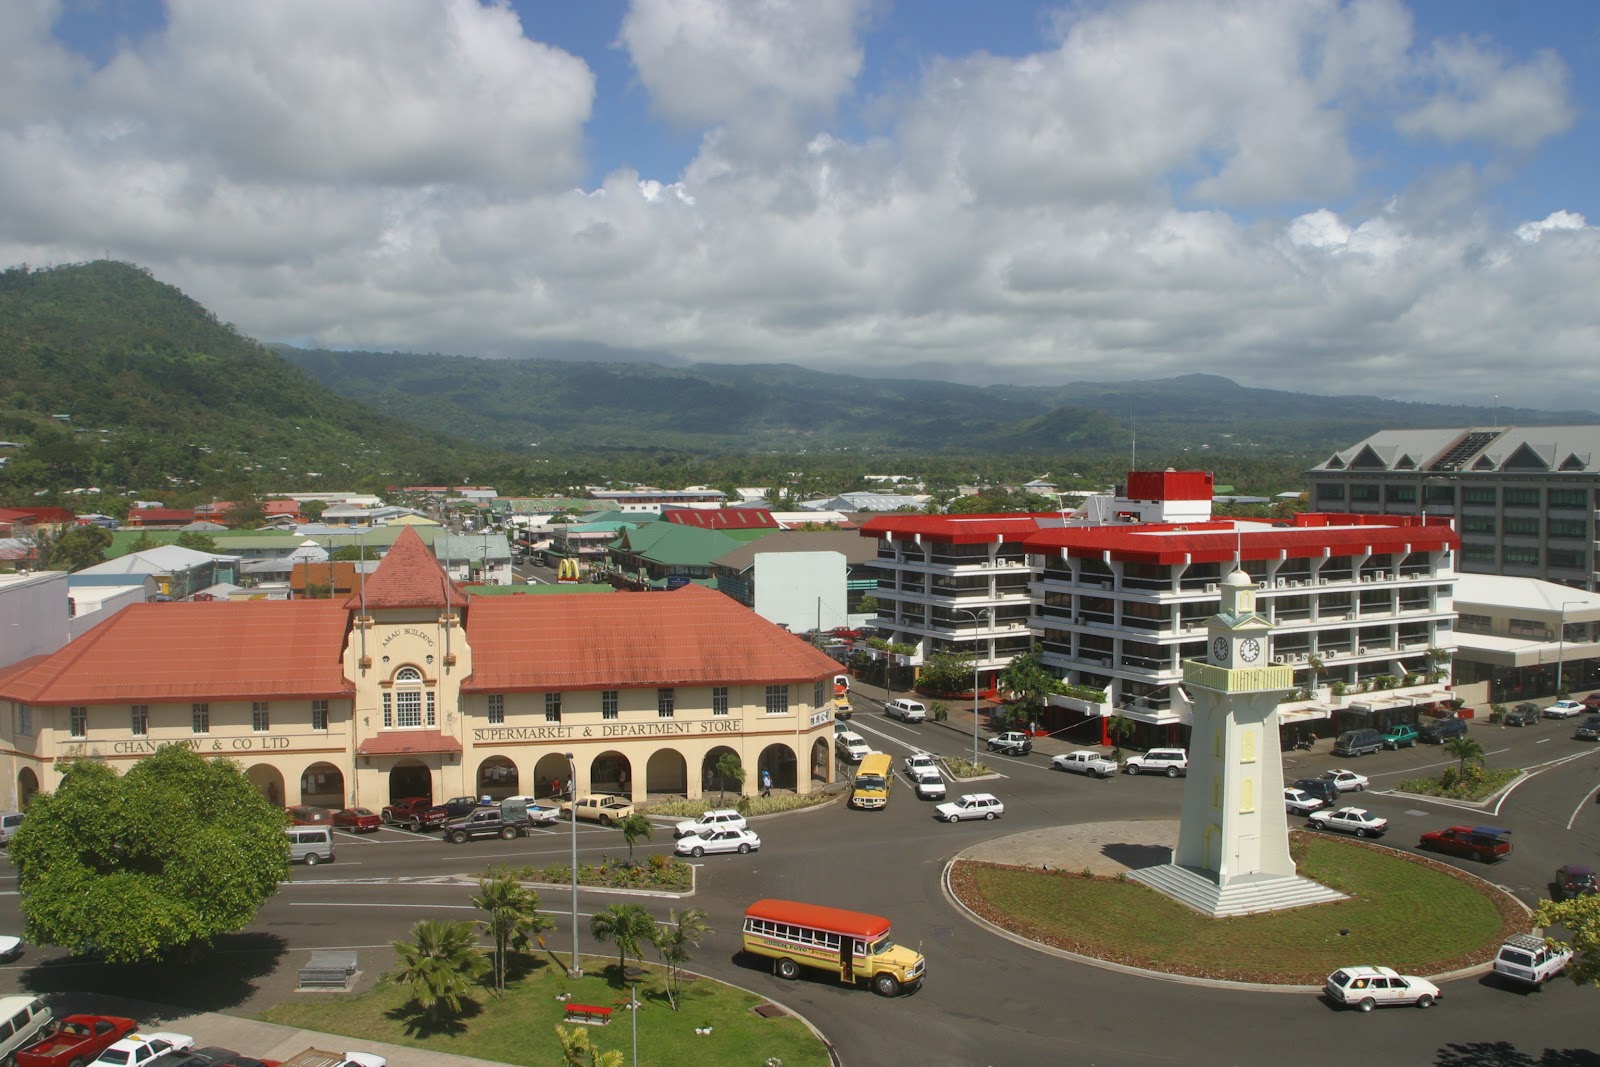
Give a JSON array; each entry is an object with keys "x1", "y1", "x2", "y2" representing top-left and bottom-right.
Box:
[
  {"x1": 1504, "y1": 703, "x2": 1541, "y2": 727},
  {"x1": 1419, "y1": 717, "x2": 1468, "y2": 744},
  {"x1": 1292, "y1": 778, "x2": 1340, "y2": 806},
  {"x1": 1575, "y1": 716, "x2": 1600, "y2": 741}
]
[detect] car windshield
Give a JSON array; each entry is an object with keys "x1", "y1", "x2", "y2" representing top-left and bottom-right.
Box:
[
  {"x1": 99, "y1": 1053, "x2": 133, "y2": 1066},
  {"x1": 856, "y1": 775, "x2": 886, "y2": 790}
]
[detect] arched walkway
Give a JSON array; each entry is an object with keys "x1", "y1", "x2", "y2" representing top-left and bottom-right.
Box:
[
  {"x1": 476, "y1": 755, "x2": 519, "y2": 800},
  {"x1": 758, "y1": 743, "x2": 798, "y2": 790},
  {"x1": 388, "y1": 761, "x2": 432, "y2": 804},
  {"x1": 700, "y1": 745, "x2": 742, "y2": 801},
  {"x1": 533, "y1": 753, "x2": 570, "y2": 801},
  {"x1": 645, "y1": 749, "x2": 687, "y2": 798},
  {"x1": 809, "y1": 737, "x2": 831, "y2": 785},
  {"x1": 17, "y1": 769, "x2": 38, "y2": 810},
  {"x1": 247, "y1": 764, "x2": 286, "y2": 808},
  {"x1": 588, "y1": 750, "x2": 631, "y2": 795},
  {"x1": 300, "y1": 762, "x2": 345, "y2": 808}
]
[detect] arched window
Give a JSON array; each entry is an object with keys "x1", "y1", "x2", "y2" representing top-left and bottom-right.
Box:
[{"x1": 395, "y1": 667, "x2": 423, "y2": 728}]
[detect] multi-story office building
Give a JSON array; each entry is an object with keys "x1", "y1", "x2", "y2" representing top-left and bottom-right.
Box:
[{"x1": 1305, "y1": 426, "x2": 1600, "y2": 590}]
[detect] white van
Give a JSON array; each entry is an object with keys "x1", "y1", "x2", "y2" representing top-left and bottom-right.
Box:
[
  {"x1": 0, "y1": 812, "x2": 22, "y2": 845},
  {"x1": 0, "y1": 996, "x2": 52, "y2": 1063},
  {"x1": 286, "y1": 826, "x2": 334, "y2": 866},
  {"x1": 837, "y1": 732, "x2": 871, "y2": 761},
  {"x1": 884, "y1": 699, "x2": 927, "y2": 723}
]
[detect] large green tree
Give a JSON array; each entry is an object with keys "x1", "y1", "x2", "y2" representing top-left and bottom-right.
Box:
[
  {"x1": 589, "y1": 903, "x2": 657, "y2": 978},
  {"x1": 45, "y1": 525, "x2": 112, "y2": 571},
  {"x1": 12, "y1": 744, "x2": 290, "y2": 962},
  {"x1": 173, "y1": 531, "x2": 219, "y2": 553},
  {"x1": 916, "y1": 651, "x2": 976, "y2": 695},
  {"x1": 997, "y1": 650, "x2": 1062, "y2": 722}
]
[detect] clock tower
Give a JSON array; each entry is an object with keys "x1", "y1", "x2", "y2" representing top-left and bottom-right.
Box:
[{"x1": 1129, "y1": 567, "x2": 1346, "y2": 915}]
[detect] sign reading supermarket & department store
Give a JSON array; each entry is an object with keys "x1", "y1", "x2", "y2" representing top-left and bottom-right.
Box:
[{"x1": 473, "y1": 718, "x2": 745, "y2": 743}]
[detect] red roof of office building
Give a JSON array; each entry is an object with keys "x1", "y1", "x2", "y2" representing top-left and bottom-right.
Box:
[
  {"x1": 128, "y1": 507, "x2": 196, "y2": 525},
  {"x1": 1021, "y1": 513, "x2": 1457, "y2": 564},
  {"x1": 663, "y1": 508, "x2": 779, "y2": 530},
  {"x1": 0, "y1": 600, "x2": 354, "y2": 705},
  {"x1": 357, "y1": 730, "x2": 462, "y2": 756},
  {"x1": 343, "y1": 526, "x2": 465, "y2": 611},
  {"x1": 461, "y1": 584, "x2": 841, "y2": 693},
  {"x1": 1123, "y1": 470, "x2": 1213, "y2": 501},
  {"x1": 858, "y1": 513, "x2": 1059, "y2": 543}
]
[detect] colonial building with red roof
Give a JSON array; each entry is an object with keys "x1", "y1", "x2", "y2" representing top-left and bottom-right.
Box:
[{"x1": 0, "y1": 527, "x2": 842, "y2": 810}]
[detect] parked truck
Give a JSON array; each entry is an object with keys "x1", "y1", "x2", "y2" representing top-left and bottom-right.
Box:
[
  {"x1": 16, "y1": 1014, "x2": 137, "y2": 1067},
  {"x1": 277, "y1": 1048, "x2": 388, "y2": 1067}
]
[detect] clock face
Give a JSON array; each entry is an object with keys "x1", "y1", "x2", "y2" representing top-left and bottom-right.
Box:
[
  {"x1": 1239, "y1": 638, "x2": 1261, "y2": 663},
  {"x1": 1211, "y1": 636, "x2": 1229, "y2": 664}
]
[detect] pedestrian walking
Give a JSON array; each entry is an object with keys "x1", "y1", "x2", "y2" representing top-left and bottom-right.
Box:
[{"x1": 761, "y1": 769, "x2": 772, "y2": 797}]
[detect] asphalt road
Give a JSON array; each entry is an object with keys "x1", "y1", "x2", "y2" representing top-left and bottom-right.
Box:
[{"x1": 2, "y1": 713, "x2": 1598, "y2": 1066}]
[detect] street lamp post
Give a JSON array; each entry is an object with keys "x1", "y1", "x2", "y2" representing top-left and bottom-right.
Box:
[
  {"x1": 952, "y1": 608, "x2": 984, "y2": 766},
  {"x1": 564, "y1": 751, "x2": 581, "y2": 978}
]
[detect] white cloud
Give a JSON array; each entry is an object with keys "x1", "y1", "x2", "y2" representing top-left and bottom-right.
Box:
[
  {"x1": 1397, "y1": 37, "x2": 1574, "y2": 151},
  {"x1": 1516, "y1": 210, "x2": 1588, "y2": 243}
]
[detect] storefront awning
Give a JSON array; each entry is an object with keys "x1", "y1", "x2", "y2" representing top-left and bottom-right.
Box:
[{"x1": 357, "y1": 730, "x2": 464, "y2": 756}]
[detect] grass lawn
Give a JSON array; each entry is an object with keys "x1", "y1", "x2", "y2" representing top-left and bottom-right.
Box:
[
  {"x1": 950, "y1": 833, "x2": 1526, "y2": 984},
  {"x1": 259, "y1": 953, "x2": 829, "y2": 1067}
]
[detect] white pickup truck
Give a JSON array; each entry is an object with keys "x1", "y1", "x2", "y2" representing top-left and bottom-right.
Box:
[{"x1": 1050, "y1": 750, "x2": 1118, "y2": 779}]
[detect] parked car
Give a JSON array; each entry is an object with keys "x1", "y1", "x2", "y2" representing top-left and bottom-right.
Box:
[
  {"x1": 0, "y1": 999, "x2": 53, "y2": 1067},
  {"x1": 561, "y1": 795, "x2": 635, "y2": 825},
  {"x1": 1332, "y1": 728, "x2": 1383, "y2": 757},
  {"x1": 0, "y1": 811, "x2": 24, "y2": 845},
  {"x1": 1555, "y1": 863, "x2": 1598, "y2": 900},
  {"x1": 987, "y1": 732, "x2": 1033, "y2": 756},
  {"x1": 16, "y1": 1014, "x2": 137, "y2": 1067},
  {"x1": 1320, "y1": 769, "x2": 1369, "y2": 793},
  {"x1": 934, "y1": 793, "x2": 1005, "y2": 822},
  {"x1": 1292, "y1": 777, "x2": 1340, "y2": 806},
  {"x1": 287, "y1": 806, "x2": 335, "y2": 826},
  {"x1": 90, "y1": 1032, "x2": 194, "y2": 1067},
  {"x1": 1307, "y1": 807, "x2": 1388, "y2": 837},
  {"x1": 1493, "y1": 933, "x2": 1572, "y2": 988},
  {"x1": 1418, "y1": 825, "x2": 1512, "y2": 863},
  {"x1": 1543, "y1": 699, "x2": 1585, "y2": 719},
  {"x1": 1123, "y1": 748, "x2": 1188, "y2": 777},
  {"x1": 423, "y1": 796, "x2": 486, "y2": 827},
  {"x1": 0, "y1": 935, "x2": 23, "y2": 962},
  {"x1": 1504, "y1": 702, "x2": 1542, "y2": 727},
  {"x1": 186, "y1": 1049, "x2": 275, "y2": 1067},
  {"x1": 1575, "y1": 716, "x2": 1600, "y2": 741},
  {"x1": 1580, "y1": 692, "x2": 1600, "y2": 711},
  {"x1": 1324, "y1": 966, "x2": 1441, "y2": 1011},
  {"x1": 331, "y1": 807, "x2": 381, "y2": 832},
  {"x1": 1051, "y1": 750, "x2": 1118, "y2": 779},
  {"x1": 443, "y1": 808, "x2": 531, "y2": 843},
  {"x1": 380, "y1": 797, "x2": 435, "y2": 829},
  {"x1": 1418, "y1": 717, "x2": 1468, "y2": 744},
  {"x1": 674, "y1": 828, "x2": 761, "y2": 857},
  {"x1": 674, "y1": 809, "x2": 747, "y2": 838},
  {"x1": 884, "y1": 699, "x2": 927, "y2": 723},
  {"x1": 836, "y1": 732, "x2": 871, "y2": 761},
  {"x1": 1283, "y1": 788, "x2": 1326, "y2": 816},
  {"x1": 500, "y1": 796, "x2": 561, "y2": 826},
  {"x1": 1379, "y1": 725, "x2": 1418, "y2": 749}
]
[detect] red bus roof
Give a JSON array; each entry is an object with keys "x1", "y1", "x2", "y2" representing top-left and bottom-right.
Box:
[{"x1": 744, "y1": 899, "x2": 892, "y2": 939}]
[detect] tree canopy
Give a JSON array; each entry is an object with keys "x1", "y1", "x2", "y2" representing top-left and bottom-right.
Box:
[
  {"x1": 11, "y1": 744, "x2": 290, "y2": 963},
  {"x1": 1535, "y1": 896, "x2": 1600, "y2": 987}
]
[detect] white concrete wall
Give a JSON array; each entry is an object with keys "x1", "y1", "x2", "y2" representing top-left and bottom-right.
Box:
[
  {"x1": 753, "y1": 551, "x2": 848, "y2": 632},
  {"x1": 0, "y1": 571, "x2": 72, "y2": 668}
]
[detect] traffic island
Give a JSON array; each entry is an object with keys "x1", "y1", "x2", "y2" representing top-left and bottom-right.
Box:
[{"x1": 947, "y1": 829, "x2": 1527, "y2": 985}]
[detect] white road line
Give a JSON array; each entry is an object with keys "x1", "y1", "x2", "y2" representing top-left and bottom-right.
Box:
[{"x1": 1566, "y1": 783, "x2": 1600, "y2": 830}]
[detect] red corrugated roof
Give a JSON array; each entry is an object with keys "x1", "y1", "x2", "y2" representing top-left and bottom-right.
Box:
[
  {"x1": 744, "y1": 898, "x2": 891, "y2": 939},
  {"x1": 343, "y1": 526, "x2": 465, "y2": 610},
  {"x1": 0, "y1": 600, "x2": 353, "y2": 705},
  {"x1": 357, "y1": 730, "x2": 462, "y2": 756},
  {"x1": 664, "y1": 509, "x2": 779, "y2": 530},
  {"x1": 461, "y1": 584, "x2": 842, "y2": 692},
  {"x1": 128, "y1": 508, "x2": 195, "y2": 524},
  {"x1": 857, "y1": 513, "x2": 1058, "y2": 543},
  {"x1": 1021, "y1": 513, "x2": 1457, "y2": 564}
]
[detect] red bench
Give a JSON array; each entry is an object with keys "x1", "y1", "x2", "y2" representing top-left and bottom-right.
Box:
[{"x1": 564, "y1": 1003, "x2": 613, "y2": 1025}]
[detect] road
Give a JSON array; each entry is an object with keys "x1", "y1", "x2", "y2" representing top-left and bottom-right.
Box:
[{"x1": 2, "y1": 712, "x2": 1598, "y2": 1065}]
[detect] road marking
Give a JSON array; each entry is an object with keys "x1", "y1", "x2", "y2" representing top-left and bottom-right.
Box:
[{"x1": 1565, "y1": 783, "x2": 1600, "y2": 830}]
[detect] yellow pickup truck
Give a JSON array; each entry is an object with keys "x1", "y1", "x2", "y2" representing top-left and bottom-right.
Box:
[{"x1": 560, "y1": 794, "x2": 635, "y2": 825}]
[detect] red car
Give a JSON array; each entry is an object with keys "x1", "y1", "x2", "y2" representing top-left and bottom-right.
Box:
[
  {"x1": 332, "y1": 807, "x2": 381, "y2": 833},
  {"x1": 1580, "y1": 692, "x2": 1600, "y2": 711},
  {"x1": 381, "y1": 796, "x2": 438, "y2": 830},
  {"x1": 287, "y1": 805, "x2": 334, "y2": 826}
]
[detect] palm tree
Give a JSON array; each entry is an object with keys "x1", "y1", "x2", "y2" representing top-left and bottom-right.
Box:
[
  {"x1": 589, "y1": 903, "x2": 658, "y2": 979},
  {"x1": 651, "y1": 907, "x2": 712, "y2": 1011},
  {"x1": 1443, "y1": 735, "x2": 1486, "y2": 778},
  {"x1": 616, "y1": 812, "x2": 653, "y2": 863},
  {"x1": 391, "y1": 919, "x2": 486, "y2": 1021},
  {"x1": 714, "y1": 751, "x2": 745, "y2": 804},
  {"x1": 1106, "y1": 711, "x2": 1135, "y2": 762},
  {"x1": 557, "y1": 1025, "x2": 624, "y2": 1067},
  {"x1": 1306, "y1": 654, "x2": 1325, "y2": 697},
  {"x1": 473, "y1": 871, "x2": 553, "y2": 995}
]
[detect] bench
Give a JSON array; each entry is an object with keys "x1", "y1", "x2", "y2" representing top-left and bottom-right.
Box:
[{"x1": 564, "y1": 1003, "x2": 613, "y2": 1026}]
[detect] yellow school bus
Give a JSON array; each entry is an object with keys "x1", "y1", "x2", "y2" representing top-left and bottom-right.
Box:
[
  {"x1": 741, "y1": 898, "x2": 926, "y2": 996},
  {"x1": 849, "y1": 752, "x2": 892, "y2": 809}
]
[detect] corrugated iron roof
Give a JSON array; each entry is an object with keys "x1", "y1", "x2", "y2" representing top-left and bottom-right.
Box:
[
  {"x1": 343, "y1": 526, "x2": 465, "y2": 610},
  {"x1": 461, "y1": 584, "x2": 841, "y2": 692},
  {"x1": 0, "y1": 600, "x2": 353, "y2": 705},
  {"x1": 357, "y1": 730, "x2": 462, "y2": 756},
  {"x1": 1021, "y1": 513, "x2": 1456, "y2": 563}
]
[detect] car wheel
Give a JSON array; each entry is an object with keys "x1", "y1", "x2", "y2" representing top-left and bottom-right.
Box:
[
  {"x1": 1415, "y1": 994, "x2": 1434, "y2": 1009},
  {"x1": 598, "y1": 815, "x2": 611, "y2": 826},
  {"x1": 691, "y1": 846, "x2": 705, "y2": 857},
  {"x1": 1166, "y1": 766, "x2": 1180, "y2": 778},
  {"x1": 68, "y1": 1058, "x2": 87, "y2": 1067},
  {"x1": 1127, "y1": 764, "x2": 1141, "y2": 775},
  {"x1": 1309, "y1": 821, "x2": 1323, "y2": 831},
  {"x1": 500, "y1": 826, "x2": 517, "y2": 840},
  {"x1": 776, "y1": 957, "x2": 800, "y2": 980},
  {"x1": 1355, "y1": 784, "x2": 1364, "y2": 791},
  {"x1": 409, "y1": 818, "x2": 422, "y2": 832},
  {"x1": 738, "y1": 843, "x2": 752, "y2": 854},
  {"x1": 1475, "y1": 850, "x2": 1488, "y2": 862},
  {"x1": 984, "y1": 811, "x2": 996, "y2": 820},
  {"x1": 1358, "y1": 997, "x2": 1376, "y2": 1013},
  {"x1": 873, "y1": 973, "x2": 901, "y2": 997},
  {"x1": 450, "y1": 831, "x2": 468, "y2": 844},
  {"x1": 1355, "y1": 828, "x2": 1368, "y2": 838},
  {"x1": 303, "y1": 852, "x2": 320, "y2": 866}
]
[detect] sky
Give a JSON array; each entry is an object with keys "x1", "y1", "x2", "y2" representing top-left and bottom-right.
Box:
[{"x1": 7, "y1": 0, "x2": 1599, "y2": 410}]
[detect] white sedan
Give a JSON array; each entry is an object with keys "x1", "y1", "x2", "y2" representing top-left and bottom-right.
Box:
[
  {"x1": 1283, "y1": 788, "x2": 1325, "y2": 816},
  {"x1": 92, "y1": 1032, "x2": 195, "y2": 1067},
  {"x1": 1320, "y1": 768, "x2": 1370, "y2": 793},
  {"x1": 935, "y1": 793, "x2": 1004, "y2": 822},
  {"x1": 904, "y1": 752, "x2": 941, "y2": 777},
  {"x1": 674, "y1": 828, "x2": 761, "y2": 857},
  {"x1": 1308, "y1": 807, "x2": 1389, "y2": 838},
  {"x1": 1544, "y1": 699, "x2": 1585, "y2": 719}
]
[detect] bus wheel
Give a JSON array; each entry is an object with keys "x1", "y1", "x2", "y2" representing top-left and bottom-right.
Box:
[
  {"x1": 872, "y1": 973, "x2": 900, "y2": 997},
  {"x1": 776, "y1": 958, "x2": 800, "y2": 980}
]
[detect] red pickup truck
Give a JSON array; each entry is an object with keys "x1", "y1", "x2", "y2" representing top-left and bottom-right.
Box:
[
  {"x1": 1418, "y1": 825, "x2": 1512, "y2": 863},
  {"x1": 16, "y1": 1014, "x2": 138, "y2": 1067}
]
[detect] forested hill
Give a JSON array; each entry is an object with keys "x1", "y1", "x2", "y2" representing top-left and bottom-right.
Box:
[
  {"x1": 275, "y1": 344, "x2": 1596, "y2": 458},
  {"x1": 0, "y1": 261, "x2": 510, "y2": 497}
]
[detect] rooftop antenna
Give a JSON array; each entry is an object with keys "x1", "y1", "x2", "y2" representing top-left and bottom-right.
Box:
[
  {"x1": 1492, "y1": 394, "x2": 1498, "y2": 428},
  {"x1": 1129, "y1": 407, "x2": 1137, "y2": 471}
]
